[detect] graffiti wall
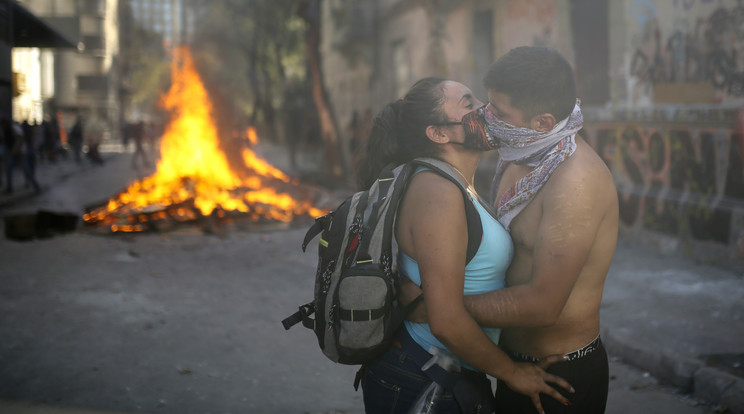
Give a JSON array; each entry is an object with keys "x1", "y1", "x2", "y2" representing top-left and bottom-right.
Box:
[
  {"x1": 583, "y1": 106, "x2": 744, "y2": 253},
  {"x1": 627, "y1": 0, "x2": 744, "y2": 105}
]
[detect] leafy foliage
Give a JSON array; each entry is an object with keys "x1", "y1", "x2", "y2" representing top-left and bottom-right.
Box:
[
  {"x1": 186, "y1": 0, "x2": 308, "y2": 133},
  {"x1": 118, "y1": 2, "x2": 171, "y2": 120}
]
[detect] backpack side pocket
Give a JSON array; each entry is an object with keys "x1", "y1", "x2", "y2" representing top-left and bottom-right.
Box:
[{"x1": 332, "y1": 262, "x2": 395, "y2": 364}]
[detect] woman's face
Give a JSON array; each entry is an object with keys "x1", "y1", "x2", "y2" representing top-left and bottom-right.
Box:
[{"x1": 441, "y1": 81, "x2": 483, "y2": 123}]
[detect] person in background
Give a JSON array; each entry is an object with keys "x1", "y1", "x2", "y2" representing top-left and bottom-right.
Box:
[
  {"x1": 21, "y1": 119, "x2": 41, "y2": 193},
  {"x1": 40, "y1": 114, "x2": 60, "y2": 163},
  {"x1": 68, "y1": 116, "x2": 84, "y2": 164},
  {"x1": 131, "y1": 120, "x2": 150, "y2": 169}
]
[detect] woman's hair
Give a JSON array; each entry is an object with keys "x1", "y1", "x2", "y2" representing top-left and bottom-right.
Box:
[{"x1": 355, "y1": 77, "x2": 448, "y2": 189}]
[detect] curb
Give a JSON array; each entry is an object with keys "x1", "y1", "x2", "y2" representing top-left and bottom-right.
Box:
[
  {"x1": 602, "y1": 327, "x2": 744, "y2": 413},
  {"x1": 0, "y1": 156, "x2": 117, "y2": 209},
  {"x1": 0, "y1": 399, "x2": 131, "y2": 414}
]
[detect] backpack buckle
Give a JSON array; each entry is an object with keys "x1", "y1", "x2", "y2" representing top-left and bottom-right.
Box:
[{"x1": 282, "y1": 302, "x2": 315, "y2": 330}]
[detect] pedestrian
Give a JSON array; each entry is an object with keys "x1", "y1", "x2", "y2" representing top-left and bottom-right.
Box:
[
  {"x1": 0, "y1": 116, "x2": 12, "y2": 189},
  {"x1": 40, "y1": 114, "x2": 59, "y2": 163},
  {"x1": 68, "y1": 116, "x2": 84, "y2": 164},
  {"x1": 2, "y1": 119, "x2": 40, "y2": 194},
  {"x1": 356, "y1": 77, "x2": 573, "y2": 414},
  {"x1": 3, "y1": 120, "x2": 23, "y2": 193},
  {"x1": 121, "y1": 120, "x2": 131, "y2": 151},
  {"x1": 85, "y1": 116, "x2": 105, "y2": 165},
  {"x1": 131, "y1": 120, "x2": 150, "y2": 169},
  {"x1": 21, "y1": 120, "x2": 41, "y2": 193}
]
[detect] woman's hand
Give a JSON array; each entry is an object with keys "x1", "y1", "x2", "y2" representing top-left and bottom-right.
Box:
[{"x1": 501, "y1": 355, "x2": 574, "y2": 414}]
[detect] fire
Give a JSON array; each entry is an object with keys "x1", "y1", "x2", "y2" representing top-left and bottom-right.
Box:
[{"x1": 84, "y1": 47, "x2": 326, "y2": 232}]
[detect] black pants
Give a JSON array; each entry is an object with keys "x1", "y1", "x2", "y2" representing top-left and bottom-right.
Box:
[{"x1": 494, "y1": 338, "x2": 609, "y2": 414}]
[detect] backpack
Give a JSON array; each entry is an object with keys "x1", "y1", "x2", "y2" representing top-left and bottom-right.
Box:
[{"x1": 281, "y1": 157, "x2": 483, "y2": 365}]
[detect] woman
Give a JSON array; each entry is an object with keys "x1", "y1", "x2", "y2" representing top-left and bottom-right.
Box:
[{"x1": 356, "y1": 77, "x2": 573, "y2": 413}]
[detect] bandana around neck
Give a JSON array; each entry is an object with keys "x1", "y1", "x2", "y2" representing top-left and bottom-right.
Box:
[{"x1": 483, "y1": 100, "x2": 583, "y2": 230}]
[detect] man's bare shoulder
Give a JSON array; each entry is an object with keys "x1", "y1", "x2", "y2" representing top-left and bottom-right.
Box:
[
  {"x1": 554, "y1": 139, "x2": 613, "y2": 183},
  {"x1": 544, "y1": 139, "x2": 617, "y2": 205}
]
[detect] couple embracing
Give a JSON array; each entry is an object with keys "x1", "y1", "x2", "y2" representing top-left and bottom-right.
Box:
[{"x1": 355, "y1": 46, "x2": 619, "y2": 414}]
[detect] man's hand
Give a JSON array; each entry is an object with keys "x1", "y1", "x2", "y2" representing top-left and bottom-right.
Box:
[{"x1": 397, "y1": 278, "x2": 428, "y2": 323}]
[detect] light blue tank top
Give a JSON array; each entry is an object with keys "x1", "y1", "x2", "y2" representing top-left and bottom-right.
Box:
[{"x1": 401, "y1": 184, "x2": 513, "y2": 371}]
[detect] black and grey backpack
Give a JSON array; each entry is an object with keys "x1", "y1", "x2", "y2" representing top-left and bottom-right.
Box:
[{"x1": 282, "y1": 157, "x2": 482, "y2": 365}]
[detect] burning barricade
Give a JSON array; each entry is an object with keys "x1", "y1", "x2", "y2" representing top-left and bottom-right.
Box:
[{"x1": 84, "y1": 47, "x2": 327, "y2": 233}]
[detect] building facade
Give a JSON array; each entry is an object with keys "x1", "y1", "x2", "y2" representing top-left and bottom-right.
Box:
[
  {"x1": 319, "y1": 0, "x2": 744, "y2": 265},
  {"x1": 127, "y1": 0, "x2": 190, "y2": 47},
  {"x1": 11, "y1": 0, "x2": 119, "y2": 138},
  {"x1": 0, "y1": 0, "x2": 76, "y2": 120}
]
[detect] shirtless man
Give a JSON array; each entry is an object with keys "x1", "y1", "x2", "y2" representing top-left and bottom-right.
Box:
[
  {"x1": 467, "y1": 46, "x2": 619, "y2": 413},
  {"x1": 402, "y1": 46, "x2": 618, "y2": 413}
]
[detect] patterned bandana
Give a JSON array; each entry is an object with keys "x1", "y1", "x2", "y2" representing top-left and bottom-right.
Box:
[
  {"x1": 459, "y1": 106, "x2": 494, "y2": 152},
  {"x1": 482, "y1": 100, "x2": 583, "y2": 230}
]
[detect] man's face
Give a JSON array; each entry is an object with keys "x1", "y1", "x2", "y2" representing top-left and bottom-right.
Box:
[{"x1": 486, "y1": 91, "x2": 529, "y2": 128}]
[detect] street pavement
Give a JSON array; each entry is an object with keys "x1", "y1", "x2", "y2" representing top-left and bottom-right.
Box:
[{"x1": 0, "y1": 141, "x2": 742, "y2": 414}]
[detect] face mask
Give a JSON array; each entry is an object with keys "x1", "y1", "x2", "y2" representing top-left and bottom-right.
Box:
[{"x1": 442, "y1": 105, "x2": 496, "y2": 152}]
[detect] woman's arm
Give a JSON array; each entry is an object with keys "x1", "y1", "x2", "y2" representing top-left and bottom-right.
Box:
[{"x1": 399, "y1": 172, "x2": 572, "y2": 411}]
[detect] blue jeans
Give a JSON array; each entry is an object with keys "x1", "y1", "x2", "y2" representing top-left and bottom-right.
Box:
[{"x1": 361, "y1": 329, "x2": 491, "y2": 414}]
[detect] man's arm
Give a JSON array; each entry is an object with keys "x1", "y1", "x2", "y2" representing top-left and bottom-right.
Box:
[
  {"x1": 465, "y1": 163, "x2": 607, "y2": 328},
  {"x1": 402, "y1": 172, "x2": 573, "y2": 409}
]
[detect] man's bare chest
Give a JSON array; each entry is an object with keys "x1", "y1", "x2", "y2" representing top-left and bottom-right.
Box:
[{"x1": 494, "y1": 164, "x2": 542, "y2": 253}]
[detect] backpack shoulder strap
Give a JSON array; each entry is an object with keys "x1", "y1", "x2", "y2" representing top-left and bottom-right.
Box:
[
  {"x1": 302, "y1": 213, "x2": 331, "y2": 252},
  {"x1": 355, "y1": 162, "x2": 417, "y2": 262},
  {"x1": 409, "y1": 158, "x2": 483, "y2": 264}
]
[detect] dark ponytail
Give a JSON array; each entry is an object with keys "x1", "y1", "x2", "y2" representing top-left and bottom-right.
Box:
[
  {"x1": 355, "y1": 100, "x2": 404, "y2": 189},
  {"x1": 355, "y1": 77, "x2": 447, "y2": 189}
]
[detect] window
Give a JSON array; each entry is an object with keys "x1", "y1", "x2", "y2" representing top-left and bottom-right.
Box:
[
  {"x1": 77, "y1": 75, "x2": 107, "y2": 94},
  {"x1": 82, "y1": 35, "x2": 104, "y2": 51}
]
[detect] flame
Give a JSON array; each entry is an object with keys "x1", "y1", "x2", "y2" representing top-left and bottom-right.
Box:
[
  {"x1": 84, "y1": 47, "x2": 326, "y2": 232},
  {"x1": 246, "y1": 126, "x2": 259, "y2": 145}
]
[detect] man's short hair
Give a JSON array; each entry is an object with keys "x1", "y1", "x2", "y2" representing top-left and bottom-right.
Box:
[{"x1": 483, "y1": 46, "x2": 577, "y2": 121}]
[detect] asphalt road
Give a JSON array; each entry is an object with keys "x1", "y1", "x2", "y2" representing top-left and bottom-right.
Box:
[{"x1": 0, "y1": 144, "x2": 722, "y2": 414}]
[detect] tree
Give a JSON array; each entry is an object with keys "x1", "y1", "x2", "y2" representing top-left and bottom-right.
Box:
[
  {"x1": 184, "y1": 0, "x2": 343, "y2": 182},
  {"x1": 184, "y1": 1, "x2": 305, "y2": 137},
  {"x1": 298, "y1": 0, "x2": 343, "y2": 181},
  {"x1": 118, "y1": 1, "x2": 171, "y2": 123}
]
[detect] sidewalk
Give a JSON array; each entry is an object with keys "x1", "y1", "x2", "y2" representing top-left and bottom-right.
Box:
[
  {"x1": 601, "y1": 238, "x2": 744, "y2": 412},
  {"x1": 0, "y1": 399, "x2": 129, "y2": 414},
  {"x1": 0, "y1": 143, "x2": 138, "y2": 211},
  {"x1": 0, "y1": 142, "x2": 742, "y2": 413},
  {"x1": 0, "y1": 157, "x2": 85, "y2": 209}
]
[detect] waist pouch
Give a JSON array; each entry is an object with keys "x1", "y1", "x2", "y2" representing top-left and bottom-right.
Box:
[{"x1": 398, "y1": 328, "x2": 495, "y2": 413}]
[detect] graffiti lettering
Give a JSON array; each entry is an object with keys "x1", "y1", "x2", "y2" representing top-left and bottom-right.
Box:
[
  {"x1": 588, "y1": 121, "x2": 743, "y2": 245},
  {"x1": 631, "y1": 5, "x2": 744, "y2": 99}
]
